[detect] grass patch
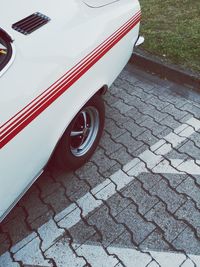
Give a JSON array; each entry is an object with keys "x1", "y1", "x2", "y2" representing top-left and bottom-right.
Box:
[{"x1": 139, "y1": 0, "x2": 200, "y2": 73}]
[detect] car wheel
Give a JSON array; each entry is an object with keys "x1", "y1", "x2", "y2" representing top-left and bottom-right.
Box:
[{"x1": 53, "y1": 95, "x2": 105, "y2": 171}]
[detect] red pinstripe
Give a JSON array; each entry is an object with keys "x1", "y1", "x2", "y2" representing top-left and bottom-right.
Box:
[{"x1": 0, "y1": 11, "x2": 141, "y2": 149}]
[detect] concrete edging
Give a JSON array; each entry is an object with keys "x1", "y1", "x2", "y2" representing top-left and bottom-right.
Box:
[{"x1": 130, "y1": 49, "x2": 200, "y2": 90}]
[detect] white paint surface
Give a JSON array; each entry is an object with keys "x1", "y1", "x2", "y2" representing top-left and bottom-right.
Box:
[
  {"x1": 77, "y1": 244, "x2": 119, "y2": 267},
  {"x1": 153, "y1": 159, "x2": 200, "y2": 175},
  {"x1": 149, "y1": 251, "x2": 186, "y2": 267},
  {"x1": 181, "y1": 259, "x2": 195, "y2": 267},
  {"x1": 14, "y1": 237, "x2": 52, "y2": 267},
  {"x1": 108, "y1": 246, "x2": 151, "y2": 267}
]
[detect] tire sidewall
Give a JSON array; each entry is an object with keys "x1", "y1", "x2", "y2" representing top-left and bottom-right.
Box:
[{"x1": 55, "y1": 95, "x2": 105, "y2": 170}]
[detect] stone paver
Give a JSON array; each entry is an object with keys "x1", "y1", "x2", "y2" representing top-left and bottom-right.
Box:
[{"x1": 1, "y1": 64, "x2": 200, "y2": 266}]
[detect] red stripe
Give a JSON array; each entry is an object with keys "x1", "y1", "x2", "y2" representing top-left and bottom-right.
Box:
[
  {"x1": 0, "y1": 12, "x2": 141, "y2": 135},
  {"x1": 0, "y1": 13, "x2": 141, "y2": 149},
  {"x1": 0, "y1": 11, "x2": 140, "y2": 131},
  {"x1": 0, "y1": 13, "x2": 141, "y2": 138}
]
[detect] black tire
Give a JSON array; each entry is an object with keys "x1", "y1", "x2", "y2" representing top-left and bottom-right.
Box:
[{"x1": 53, "y1": 95, "x2": 105, "y2": 171}]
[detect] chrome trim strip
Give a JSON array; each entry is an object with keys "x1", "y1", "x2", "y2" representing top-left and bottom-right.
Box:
[{"x1": 0, "y1": 41, "x2": 16, "y2": 78}]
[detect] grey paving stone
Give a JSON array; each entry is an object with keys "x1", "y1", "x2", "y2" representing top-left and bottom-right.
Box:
[
  {"x1": 112, "y1": 86, "x2": 138, "y2": 104},
  {"x1": 116, "y1": 203, "x2": 156, "y2": 245},
  {"x1": 162, "y1": 104, "x2": 188, "y2": 120},
  {"x1": 105, "y1": 118, "x2": 126, "y2": 139},
  {"x1": 117, "y1": 71, "x2": 139, "y2": 86},
  {"x1": 1, "y1": 206, "x2": 24, "y2": 224},
  {"x1": 36, "y1": 172, "x2": 60, "y2": 198},
  {"x1": 179, "y1": 113, "x2": 192, "y2": 124},
  {"x1": 52, "y1": 171, "x2": 82, "y2": 194},
  {"x1": 136, "y1": 173, "x2": 162, "y2": 191},
  {"x1": 175, "y1": 200, "x2": 200, "y2": 237},
  {"x1": 113, "y1": 100, "x2": 133, "y2": 115},
  {"x1": 109, "y1": 83, "x2": 123, "y2": 94},
  {"x1": 106, "y1": 192, "x2": 132, "y2": 217},
  {"x1": 75, "y1": 161, "x2": 106, "y2": 188},
  {"x1": 172, "y1": 227, "x2": 200, "y2": 255},
  {"x1": 145, "y1": 202, "x2": 187, "y2": 242},
  {"x1": 1, "y1": 207, "x2": 32, "y2": 247},
  {"x1": 143, "y1": 107, "x2": 169, "y2": 123},
  {"x1": 100, "y1": 131, "x2": 123, "y2": 156},
  {"x1": 110, "y1": 230, "x2": 134, "y2": 248},
  {"x1": 149, "y1": 179, "x2": 187, "y2": 213},
  {"x1": 113, "y1": 77, "x2": 133, "y2": 92},
  {"x1": 149, "y1": 85, "x2": 188, "y2": 109},
  {"x1": 101, "y1": 162, "x2": 122, "y2": 177},
  {"x1": 44, "y1": 186, "x2": 71, "y2": 215},
  {"x1": 160, "y1": 115, "x2": 182, "y2": 130},
  {"x1": 177, "y1": 177, "x2": 200, "y2": 209},
  {"x1": 122, "y1": 179, "x2": 159, "y2": 215},
  {"x1": 134, "y1": 80, "x2": 155, "y2": 92},
  {"x1": 130, "y1": 86, "x2": 154, "y2": 101},
  {"x1": 0, "y1": 233, "x2": 11, "y2": 256},
  {"x1": 109, "y1": 147, "x2": 133, "y2": 166},
  {"x1": 139, "y1": 229, "x2": 171, "y2": 251},
  {"x1": 105, "y1": 105, "x2": 130, "y2": 127},
  {"x1": 91, "y1": 147, "x2": 117, "y2": 174},
  {"x1": 189, "y1": 131, "x2": 200, "y2": 148},
  {"x1": 139, "y1": 117, "x2": 168, "y2": 136},
  {"x1": 137, "y1": 129, "x2": 159, "y2": 146},
  {"x1": 162, "y1": 173, "x2": 188, "y2": 188},
  {"x1": 131, "y1": 98, "x2": 155, "y2": 114},
  {"x1": 165, "y1": 148, "x2": 188, "y2": 160},
  {"x1": 104, "y1": 91, "x2": 119, "y2": 106},
  {"x1": 29, "y1": 210, "x2": 54, "y2": 230},
  {"x1": 155, "y1": 127, "x2": 172, "y2": 139},
  {"x1": 145, "y1": 95, "x2": 170, "y2": 110},
  {"x1": 65, "y1": 175, "x2": 90, "y2": 200},
  {"x1": 123, "y1": 119, "x2": 146, "y2": 138},
  {"x1": 116, "y1": 132, "x2": 144, "y2": 154},
  {"x1": 19, "y1": 186, "x2": 53, "y2": 228},
  {"x1": 178, "y1": 140, "x2": 200, "y2": 160},
  {"x1": 65, "y1": 177, "x2": 90, "y2": 202},
  {"x1": 181, "y1": 103, "x2": 200, "y2": 118},
  {"x1": 132, "y1": 144, "x2": 150, "y2": 157},
  {"x1": 87, "y1": 205, "x2": 124, "y2": 247},
  {"x1": 192, "y1": 175, "x2": 200, "y2": 186},
  {"x1": 125, "y1": 107, "x2": 147, "y2": 124},
  {"x1": 69, "y1": 220, "x2": 97, "y2": 250}
]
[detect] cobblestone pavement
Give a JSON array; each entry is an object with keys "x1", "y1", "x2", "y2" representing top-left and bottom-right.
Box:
[{"x1": 1, "y1": 64, "x2": 200, "y2": 267}]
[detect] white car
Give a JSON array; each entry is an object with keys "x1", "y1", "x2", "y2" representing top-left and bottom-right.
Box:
[{"x1": 0, "y1": 0, "x2": 141, "y2": 222}]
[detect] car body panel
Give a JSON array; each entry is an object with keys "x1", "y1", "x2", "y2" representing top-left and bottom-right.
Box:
[
  {"x1": 0, "y1": 0, "x2": 141, "y2": 221},
  {"x1": 83, "y1": 0, "x2": 119, "y2": 8}
]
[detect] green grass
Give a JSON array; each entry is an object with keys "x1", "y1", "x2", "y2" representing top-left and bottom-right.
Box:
[{"x1": 139, "y1": 0, "x2": 200, "y2": 73}]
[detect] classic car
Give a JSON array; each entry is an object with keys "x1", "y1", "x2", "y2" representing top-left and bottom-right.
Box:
[{"x1": 0, "y1": 0, "x2": 142, "y2": 222}]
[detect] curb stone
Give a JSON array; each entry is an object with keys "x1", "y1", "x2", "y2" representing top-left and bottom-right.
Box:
[{"x1": 130, "y1": 48, "x2": 200, "y2": 91}]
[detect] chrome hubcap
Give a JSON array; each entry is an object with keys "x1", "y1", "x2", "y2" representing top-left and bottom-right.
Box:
[{"x1": 70, "y1": 106, "x2": 99, "y2": 157}]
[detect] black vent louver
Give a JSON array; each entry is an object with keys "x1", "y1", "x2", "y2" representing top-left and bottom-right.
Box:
[{"x1": 12, "y1": 12, "x2": 50, "y2": 35}]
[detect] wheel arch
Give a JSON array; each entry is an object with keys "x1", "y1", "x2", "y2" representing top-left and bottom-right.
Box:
[{"x1": 45, "y1": 84, "x2": 108, "y2": 170}]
